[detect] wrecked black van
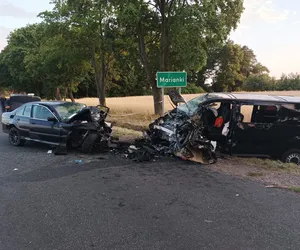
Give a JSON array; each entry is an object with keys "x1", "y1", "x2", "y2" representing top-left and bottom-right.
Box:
[{"x1": 147, "y1": 91, "x2": 300, "y2": 165}]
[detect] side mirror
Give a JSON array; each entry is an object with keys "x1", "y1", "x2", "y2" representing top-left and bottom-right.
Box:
[{"x1": 47, "y1": 117, "x2": 57, "y2": 122}]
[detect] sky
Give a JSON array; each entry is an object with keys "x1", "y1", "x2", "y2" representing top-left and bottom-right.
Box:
[{"x1": 0, "y1": 0, "x2": 299, "y2": 78}]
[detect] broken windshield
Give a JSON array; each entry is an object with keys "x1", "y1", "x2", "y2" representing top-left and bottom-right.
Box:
[
  {"x1": 53, "y1": 103, "x2": 86, "y2": 121},
  {"x1": 177, "y1": 94, "x2": 207, "y2": 115}
]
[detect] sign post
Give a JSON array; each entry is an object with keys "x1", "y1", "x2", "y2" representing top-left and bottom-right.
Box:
[{"x1": 156, "y1": 71, "x2": 187, "y2": 115}]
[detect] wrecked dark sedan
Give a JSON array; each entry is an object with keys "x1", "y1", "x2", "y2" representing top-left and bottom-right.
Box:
[
  {"x1": 147, "y1": 91, "x2": 300, "y2": 164},
  {"x1": 1, "y1": 101, "x2": 112, "y2": 153}
]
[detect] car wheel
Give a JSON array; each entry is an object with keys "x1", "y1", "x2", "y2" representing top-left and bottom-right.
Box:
[
  {"x1": 81, "y1": 132, "x2": 99, "y2": 153},
  {"x1": 282, "y1": 149, "x2": 300, "y2": 165},
  {"x1": 9, "y1": 127, "x2": 25, "y2": 146}
]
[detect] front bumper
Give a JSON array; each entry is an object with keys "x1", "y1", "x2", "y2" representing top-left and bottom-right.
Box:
[{"x1": 2, "y1": 124, "x2": 9, "y2": 133}]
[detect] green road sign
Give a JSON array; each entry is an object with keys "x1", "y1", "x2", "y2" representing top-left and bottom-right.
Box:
[{"x1": 157, "y1": 71, "x2": 187, "y2": 88}]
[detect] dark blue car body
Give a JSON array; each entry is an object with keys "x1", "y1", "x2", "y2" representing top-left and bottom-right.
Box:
[{"x1": 1, "y1": 101, "x2": 86, "y2": 147}]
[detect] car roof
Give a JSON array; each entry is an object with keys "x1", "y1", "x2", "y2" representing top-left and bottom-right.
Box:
[
  {"x1": 205, "y1": 93, "x2": 300, "y2": 104},
  {"x1": 24, "y1": 101, "x2": 84, "y2": 106}
]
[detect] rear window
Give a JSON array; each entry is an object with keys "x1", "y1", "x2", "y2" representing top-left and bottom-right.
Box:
[
  {"x1": 23, "y1": 105, "x2": 32, "y2": 117},
  {"x1": 15, "y1": 106, "x2": 25, "y2": 116}
]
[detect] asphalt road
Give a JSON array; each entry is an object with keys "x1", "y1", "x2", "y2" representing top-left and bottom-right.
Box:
[{"x1": 1, "y1": 131, "x2": 300, "y2": 250}]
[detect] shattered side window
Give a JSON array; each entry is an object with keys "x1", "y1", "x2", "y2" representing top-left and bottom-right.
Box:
[
  {"x1": 255, "y1": 105, "x2": 279, "y2": 123},
  {"x1": 177, "y1": 94, "x2": 207, "y2": 115},
  {"x1": 278, "y1": 104, "x2": 300, "y2": 124}
]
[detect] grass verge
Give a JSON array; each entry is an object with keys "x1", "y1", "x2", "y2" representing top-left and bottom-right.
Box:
[
  {"x1": 289, "y1": 186, "x2": 300, "y2": 193},
  {"x1": 239, "y1": 157, "x2": 300, "y2": 173}
]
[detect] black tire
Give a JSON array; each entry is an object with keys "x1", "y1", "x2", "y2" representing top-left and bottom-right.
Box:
[
  {"x1": 9, "y1": 127, "x2": 25, "y2": 146},
  {"x1": 282, "y1": 149, "x2": 300, "y2": 165},
  {"x1": 81, "y1": 132, "x2": 99, "y2": 153}
]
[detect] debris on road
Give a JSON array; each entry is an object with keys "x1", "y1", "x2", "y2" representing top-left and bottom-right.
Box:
[
  {"x1": 265, "y1": 185, "x2": 290, "y2": 189},
  {"x1": 75, "y1": 160, "x2": 83, "y2": 164},
  {"x1": 13, "y1": 168, "x2": 18, "y2": 171}
]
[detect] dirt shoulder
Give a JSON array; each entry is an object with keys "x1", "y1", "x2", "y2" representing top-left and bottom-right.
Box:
[{"x1": 208, "y1": 157, "x2": 300, "y2": 192}]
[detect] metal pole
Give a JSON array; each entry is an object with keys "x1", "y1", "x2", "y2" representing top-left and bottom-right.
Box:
[
  {"x1": 161, "y1": 88, "x2": 164, "y2": 116},
  {"x1": 179, "y1": 87, "x2": 182, "y2": 95}
]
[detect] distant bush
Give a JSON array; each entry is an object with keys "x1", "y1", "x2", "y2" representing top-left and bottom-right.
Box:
[{"x1": 181, "y1": 83, "x2": 205, "y2": 94}]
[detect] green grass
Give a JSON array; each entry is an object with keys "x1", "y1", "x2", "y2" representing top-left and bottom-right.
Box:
[
  {"x1": 235, "y1": 157, "x2": 300, "y2": 175},
  {"x1": 243, "y1": 158, "x2": 297, "y2": 170},
  {"x1": 289, "y1": 186, "x2": 300, "y2": 193}
]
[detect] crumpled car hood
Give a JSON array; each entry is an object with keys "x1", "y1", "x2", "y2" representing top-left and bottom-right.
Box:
[{"x1": 168, "y1": 90, "x2": 187, "y2": 107}]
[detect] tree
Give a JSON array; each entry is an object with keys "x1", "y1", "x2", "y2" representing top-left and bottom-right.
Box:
[
  {"x1": 277, "y1": 73, "x2": 300, "y2": 91},
  {"x1": 0, "y1": 24, "x2": 48, "y2": 95},
  {"x1": 0, "y1": 21, "x2": 92, "y2": 100},
  {"x1": 117, "y1": 0, "x2": 244, "y2": 114},
  {"x1": 212, "y1": 41, "x2": 269, "y2": 92},
  {"x1": 41, "y1": 28, "x2": 91, "y2": 101},
  {"x1": 0, "y1": 52, "x2": 14, "y2": 90},
  {"x1": 40, "y1": 0, "x2": 118, "y2": 105},
  {"x1": 243, "y1": 74, "x2": 275, "y2": 91}
]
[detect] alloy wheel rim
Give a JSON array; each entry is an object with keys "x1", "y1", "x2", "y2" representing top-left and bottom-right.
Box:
[
  {"x1": 287, "y1": 154, "x2": 300, "y2": 165},
  {"x1": 9, "y1": 130, "x2": 19, "y2": 144}
]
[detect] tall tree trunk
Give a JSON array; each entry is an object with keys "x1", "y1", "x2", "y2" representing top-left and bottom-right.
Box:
[
  {"x1": 160, "y1": 0, "x2": 166, "y2": 71},
  {"x1": 138, "y1": 22, "x2": 162, "y2": 115},
  {"x1": 89, "y1": 40, "x2": 102, "y2": 105},
  {"x1": 69, "y1": 85, "x2": 75, "y2": 102},
  {"x1": 99, "y1": 53, "x2": 106, "y2": 106},
  {"x1": 64, "y1": 87, "x2": 67, "y2": 101},
  {"x1": 56, "y1": 88, "x2": 61, "y2": 100}
]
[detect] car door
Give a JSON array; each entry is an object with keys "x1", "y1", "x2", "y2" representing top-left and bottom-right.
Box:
[
  {"x1": 231, "y1": 103, "x2": 280, "y2": 156},
  {"x1": 29, "y1": 104, "x2": 61, "y2": 145},
  {"x1": 15, "y1": 104, "x2": 32, "y2": 138}
]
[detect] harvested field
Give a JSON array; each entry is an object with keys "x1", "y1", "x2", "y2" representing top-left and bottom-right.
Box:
[
  {"x1": 75, "y1": 91, "x2": 300, "y2": 114},
  {"x1": 74, "y1": 91, "x2": 300, "y2": 129}
]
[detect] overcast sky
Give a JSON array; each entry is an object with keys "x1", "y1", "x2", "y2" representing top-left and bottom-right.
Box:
[{"x1": 0, "y1": 0, "x2": 299, "y2": 78}]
